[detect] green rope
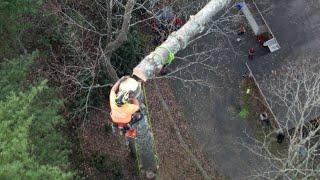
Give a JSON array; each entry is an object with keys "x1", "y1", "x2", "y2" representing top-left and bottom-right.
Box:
[
  {"x1": 142, "y1": 84, "x2": 152, "y2": 125},
  {"x1": 156, "y1": 46, "x2": 175, "y2": 65}
]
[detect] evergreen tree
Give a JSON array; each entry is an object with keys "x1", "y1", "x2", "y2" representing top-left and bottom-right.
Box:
[{"x1": 0, "y1": 53, "x2": 72, "y2": 179}]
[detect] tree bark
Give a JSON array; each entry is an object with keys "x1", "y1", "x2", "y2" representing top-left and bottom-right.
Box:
[
  {"x1": 103, "y1": 0, "x2": 136, "y2": 82},
  {"x1": 133, "y1": 0, "x2": 231, "y2": 81},
  {"x1": 105, "y1": 0, "x2": 136, "y2": 55},
  {"x1": 105, "y1": 56, "x2": 119, "y2": 82}
]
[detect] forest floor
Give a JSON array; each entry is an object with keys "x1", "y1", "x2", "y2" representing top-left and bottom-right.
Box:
[
  {"x1": 240, "y1": 76, "x2": 289, "y2": 156},
  {"x1": 64, "y1": 0, "x2": 320, "y2": 179},
  {"x1": 145, "y1": 79, "x2": 223, "y2": 179},
  {"x1": 66, "y1": 107, "x2": 139, "y2": 179},
  {"x1": 78, "y1": 111, "x2": 138, "y2": 179},
  {"x1": 63, "y1": 0, "x2": 196, "y2": 179}
]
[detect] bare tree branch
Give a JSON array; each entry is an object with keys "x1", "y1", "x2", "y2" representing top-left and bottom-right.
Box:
[{"x1": 105, "y1": 0, "x2": 136, "y2": 55}]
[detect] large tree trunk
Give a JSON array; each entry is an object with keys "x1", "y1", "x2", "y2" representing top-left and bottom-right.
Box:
[
  {"x1": 105, "y1": 0, "x2": 136, "y2": 54},
  {"x1": 104, "y1": 56, "x2": 119, "y2": 82},
  {"x1": 103, "y1": 0, "x2": 136, "y2": 83},
  {"x1": 133, "y1": 0, "x2": 230, "y2": 81}
]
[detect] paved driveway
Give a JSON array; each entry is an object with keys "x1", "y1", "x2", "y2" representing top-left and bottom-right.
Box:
[{"x1": 164, "y1": 0, "x2": 320, "y2": 179}]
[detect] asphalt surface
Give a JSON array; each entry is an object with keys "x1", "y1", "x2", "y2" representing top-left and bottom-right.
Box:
[
  {"x1": 247, "y1": 0, "x2": 320, "y2": 128},
  {"x1": 164, "y1": 0, "x2": 320, "y2": 179}
]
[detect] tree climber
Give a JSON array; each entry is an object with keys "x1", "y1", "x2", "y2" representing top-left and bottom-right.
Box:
[{"x1": 109, "y1": 77, "x2": 143, "y2": 139}]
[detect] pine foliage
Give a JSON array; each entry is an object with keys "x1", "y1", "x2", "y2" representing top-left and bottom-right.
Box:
[{"x1": 0, "y1": 53, "x2": 72, "y2": 179}]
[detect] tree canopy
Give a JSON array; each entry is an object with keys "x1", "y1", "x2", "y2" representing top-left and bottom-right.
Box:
[{"x1": 0, "y1": 53, "x2": 72, "y2": 179}]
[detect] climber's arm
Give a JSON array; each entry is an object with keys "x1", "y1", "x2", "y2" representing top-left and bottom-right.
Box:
[
  {"x1": 111, "y1": 80, "x2": 121, "y2": 92},
  {"x1": 131, "y1": 97, "x2": 139, "y2": 106}
]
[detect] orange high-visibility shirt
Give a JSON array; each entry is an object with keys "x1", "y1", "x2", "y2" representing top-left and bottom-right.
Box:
[{"x1": 109, "y1": 91, "x2": 139, "y2": 124}]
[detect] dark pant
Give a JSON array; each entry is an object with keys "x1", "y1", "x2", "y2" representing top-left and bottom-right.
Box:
[
  {"x1": 129, "y1": 112, "x2": 143, "y2": 126},
  {"x1": 112, "y1": 112, "x2": 143, "y2": 133}
]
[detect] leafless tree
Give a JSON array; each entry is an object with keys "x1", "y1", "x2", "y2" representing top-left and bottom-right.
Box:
[
  {"x1": 143, "y1": 0, "x2": 241, "y2": 91},
  {"x1": 45, "y1": 0, "x2": 232, "y2": 118},
  {"x1": 157, "y1": 0, "x2": 278, "y2": 91},
  {"x1": 133, "y1": 0, "x2": 231, "y2": 81},
  {"x1": 43, "y1": 0, "x2": 164, "y2": 118},
  {"x1": 54, "y1": 0, "x2": 138, "y2": 83},
  {"x1": 246, "y1": 59, "x2": 320, "y2": 179}
]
